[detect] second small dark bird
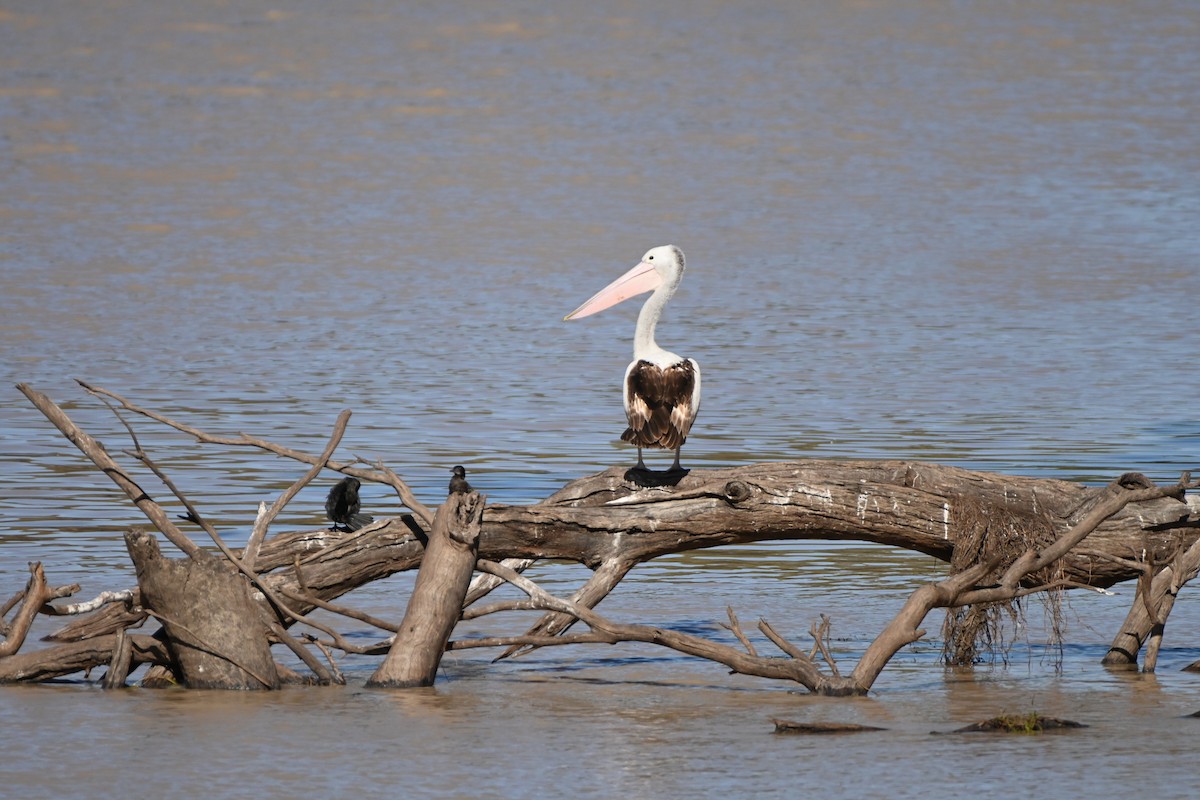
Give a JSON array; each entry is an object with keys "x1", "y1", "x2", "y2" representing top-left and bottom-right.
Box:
[
  {"x1": 325, "y1": 476, "x2": 373, "y2": 532},
  {"x1": 449, "y1": 465, "x2": 473, "y2": 495}
]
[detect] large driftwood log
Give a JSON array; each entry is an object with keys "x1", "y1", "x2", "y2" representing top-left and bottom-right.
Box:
[
  {"x1": 471, "y1": 464, "x2": 1198, "y2": 654},
  {"x1": 6, "y1": 381, "x2": 1198, "y2": 693},
  {"x1": 241, "y1": 463, "x2": 1196, "y2": 607},
  {"x1": 476, "y1": 464, "x2": 1195, "y2": 585},
  {"x1": 451, "y1": 475, "x2": 1191, "y2": 695}
]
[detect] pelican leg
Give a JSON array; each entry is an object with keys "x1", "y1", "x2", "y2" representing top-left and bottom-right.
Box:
[
  {"x1": 635, "y1": 446, "x2": 647, "y2": 471},
  {"x1": 670, "y1": 447, "x2": 683, "y2": 472}
]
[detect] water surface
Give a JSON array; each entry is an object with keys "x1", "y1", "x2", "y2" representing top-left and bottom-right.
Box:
[{"x1": 2, "y1": 1, "x2": 1199, "y2": 797}]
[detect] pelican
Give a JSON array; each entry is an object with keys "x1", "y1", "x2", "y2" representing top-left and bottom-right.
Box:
[{"x1": 565, "y1": 244, "x2": 700, "y2": 472}]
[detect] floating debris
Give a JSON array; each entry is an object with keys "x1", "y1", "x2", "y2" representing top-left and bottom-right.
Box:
[
  {"x1": 771, "y1": 718, "x2": 887, "y2": 735},
  {"x1": 934, "y1": 712, "x2": 1087, "y2": 735}
]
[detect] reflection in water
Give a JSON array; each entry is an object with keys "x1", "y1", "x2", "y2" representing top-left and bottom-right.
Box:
[{"x1": 2, "y1": 0, "x2": 1200, "y2": 796}]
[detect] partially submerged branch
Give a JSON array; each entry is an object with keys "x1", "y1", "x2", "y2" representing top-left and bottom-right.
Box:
[
  {"x1": 471, "y1": 558, "x2": 838, "y2": 691},
  {"x1": 1, "y1": 564, "x2": 54, "y2": 657}
]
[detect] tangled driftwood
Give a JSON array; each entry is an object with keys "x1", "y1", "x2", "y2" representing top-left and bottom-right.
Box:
[{"x1": 3, "y1": 381, "x2": 1197, "y2": 695}]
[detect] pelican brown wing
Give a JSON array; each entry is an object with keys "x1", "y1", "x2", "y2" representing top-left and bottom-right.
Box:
[{"x1": 622, "y1": 359, "x2": 698, "y2": 450}]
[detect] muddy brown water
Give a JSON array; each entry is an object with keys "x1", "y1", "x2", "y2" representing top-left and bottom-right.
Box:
[{"x1": 2, "y1": 1, "x2": 1198, "y2": 797}]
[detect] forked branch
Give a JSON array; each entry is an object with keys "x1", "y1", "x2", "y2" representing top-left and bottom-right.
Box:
[{"x1": 74, "y1": 380, "x2": 433, "y2": 526}]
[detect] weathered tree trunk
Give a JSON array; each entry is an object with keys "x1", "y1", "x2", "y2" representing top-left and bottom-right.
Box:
[
  {"x1": 473, "y1": 463, "x2": 1196, "y2": 587},
  {"x1": 239, "y1": 462, "x2": 1198, "y2": 615},
  {"x1": 125, "y1": 530, "x2": 280, "y2": 689},
  {"x1": 367, "y1": 491, "x2": 484, "y2": 688}
]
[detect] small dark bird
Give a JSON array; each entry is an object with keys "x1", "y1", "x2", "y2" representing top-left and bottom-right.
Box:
[
  {"x1": 325, "y1": 476, "x2": 373, "y2": 531},
  {"x1": 449, "y1": 465, "x2": 473, "y2": 495}
]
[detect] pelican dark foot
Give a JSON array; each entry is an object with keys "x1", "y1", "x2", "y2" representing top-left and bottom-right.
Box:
[{"x1": 624, "y1": 464, "x2": 688, "y2": 487}]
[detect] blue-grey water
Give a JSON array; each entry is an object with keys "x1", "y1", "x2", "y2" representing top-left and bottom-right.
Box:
[{"x1": 2, "y1": 1, "x2": 1199, "y2": 797}]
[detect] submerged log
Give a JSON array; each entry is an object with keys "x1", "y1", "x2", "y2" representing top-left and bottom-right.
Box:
[
  {"x1": 772, "y1": 719, "x2": 887, "y2": 734},
  {"x1": 8, "y1": 461, "x2": 1194, "y2": 691},
  {"x1": 0, "y1": 633, "x2": 169, "y2": 683},
  {"x1": 937, "y1": 713, "x2": 1088, "y2": 734}
]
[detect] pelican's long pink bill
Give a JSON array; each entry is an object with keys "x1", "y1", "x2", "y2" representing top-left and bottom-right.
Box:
[{"x1": 564, "y1": 260, "x2": 663, "y2": 321}]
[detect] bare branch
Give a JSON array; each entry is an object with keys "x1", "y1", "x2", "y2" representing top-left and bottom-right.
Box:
[
  {"x1": 244, "y1": 409, "x2": 351, "y2": 571},
  {"x1": 281, "y1": 558, "x2": 399, "y2": 633},
  {"x1": 1074, "y1": 548, "x2": 1148, "y2": 571},
  {"x1": 463, "y1": 558, "x2": 537, "y2": 607},
  {"x1": 304, "y1": 634, "x2": 346, "y2": 684},
  {"x1": 495, "y1": 557, "x2": 635, "y2": 660},
  {"x1": 43, "y1": 590, "x2": 135, "y2": 616},
  {"x1": 808, "y1": 615, "x2": 841, "y2": 678},
  {"x1": 267, "y1": 618, "x2": 336, "y2": 685},
  {"x1": 1, "y1": 589, "x2": 24, "y2": 623},
  {"x1": 758, "y1": 618, "x2": 810, "y2": 662},
  {"x1": 719, "y1": 606, "x2": 757, "y2": 657},
  {"x1": 74, "y1": 380, "x2": 434, "y2": 527},
  {"x1": 17, "y1": 383, "x2": 202, "y2": 557},
  {"x1": 361, "y1": 458, "x2": 434, "y2": 527},
  {"x1": 460, "y1": 598, "x2": 544, "y2": 620},
  {"x1": 475, "y1": 559, "x2": 832, "y2": 691},
  {"x1": 448, "y1": 632, "x2": 620, "y2": 651},
  {"x1": 1, "y1": 563, "x2": 52, "y2": 657}
]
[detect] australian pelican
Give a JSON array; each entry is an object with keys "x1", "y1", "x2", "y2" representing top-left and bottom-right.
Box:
[{"x1": 564, "y1": 244, "x2": 700, "y2": 472}]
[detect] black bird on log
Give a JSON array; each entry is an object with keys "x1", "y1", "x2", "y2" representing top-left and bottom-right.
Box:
[
  {"x1": 325, "y1": 476, "x2": 373, "y2": 531},
  {"x1": 449, "y1": 465, "x2": 473, "y2": 495}
]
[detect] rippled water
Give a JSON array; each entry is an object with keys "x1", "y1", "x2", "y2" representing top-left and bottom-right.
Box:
[{"x1": 2, "y1": 0, "x2": 1199, "y2": 797}]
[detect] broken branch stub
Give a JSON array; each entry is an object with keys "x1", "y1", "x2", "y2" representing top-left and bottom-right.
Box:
[{"x1": 367, "y1": 491, "x2": 485, "y2": 688}]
